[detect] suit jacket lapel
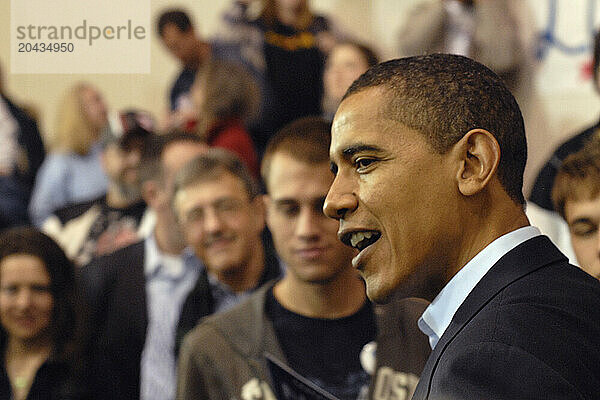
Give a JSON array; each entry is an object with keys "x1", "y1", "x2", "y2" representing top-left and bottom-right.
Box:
[
  {"x1": 412, "y1": 236, "x2": 567, "y2": 399},
  {"x1": 123, "y1": 241, "x2": 148, "y2": 345},
  {"x1": 175, "y1": 267, "x2": 214, "y2": 355}
]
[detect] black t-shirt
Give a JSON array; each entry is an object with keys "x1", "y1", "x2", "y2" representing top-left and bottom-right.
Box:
[
  {"x1": 76, "y1": 199, "x2": 146, "y2": 265},
  {"x1": 259, "y1": 19, "x2": 325, "y2": 150},
  {"x1": 53, "y1": 196, "x2": 147, "y2": 266},
  {"x1": 266, "y1": 287, "x2": 377, "y2": 400}
]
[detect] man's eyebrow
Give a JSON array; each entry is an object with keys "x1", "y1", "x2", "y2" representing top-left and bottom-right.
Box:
[
  {"x1": 570, "y1": 217, "x2": 594, "y2": 225},
  {"x1": 341, "y1": 144, "x2": 385, "y2": 157},
  {"x1": 272, "y1": 198, "x2": 297, "y2": 205}
]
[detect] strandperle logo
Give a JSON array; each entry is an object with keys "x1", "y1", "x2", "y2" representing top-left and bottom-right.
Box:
[
  {"x1": 11, "y1": 0, "x2": 150, "y2": 73},
  {"x1": 15, "y1": 19, "x2": 146, "y2": 46}
]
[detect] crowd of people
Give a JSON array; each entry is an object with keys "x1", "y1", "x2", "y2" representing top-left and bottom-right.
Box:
[{"x1": 0, "y1": 1, "x2": 599, "y2": 400}]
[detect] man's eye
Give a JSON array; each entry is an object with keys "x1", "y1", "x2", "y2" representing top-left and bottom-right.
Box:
[
  {"x1": 571, "y1": 223, "x2": 597, "y2": 237},
  {"x1": 0, "y1": 286, "x2": 16, "y2": 294},
  {"x1": 32, "y1": 285, "x2": 51, "y2": 293},
  {"x1": 355, "y1": 158, "x2": 376, "y2": 171},
  {"x1": 278, "y1": 204, "x2": 299, "y2": 217}
]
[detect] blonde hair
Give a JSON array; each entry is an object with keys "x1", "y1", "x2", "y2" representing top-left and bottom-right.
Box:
[
  {"x1": 260, "y1": 0, "x2": 313, "y2": 30},
  {"x1": 52, "y1": 83, "x2": 101, "y2": 155}
]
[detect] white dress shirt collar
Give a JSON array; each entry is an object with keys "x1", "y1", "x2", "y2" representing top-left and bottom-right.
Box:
[{"x1": 418, "y1": 226, "x2": 541, "y2": 349}]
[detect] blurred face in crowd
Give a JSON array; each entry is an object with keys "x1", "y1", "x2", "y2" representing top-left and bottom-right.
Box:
[
  {"x1": 102, "y1": 141, "x2": 143, "y2": 199},
  {"x1": 174, "y1": 171, "x2": 265, "y2": 277},
  {"x1": 265, "y1": 153, "x2": 355, "y2": 284},
  {"x1": 160, "y1": 23, "x2": 199, "y2": 68},
  {"x1": 324, "y1": 44, "x2": 370, "y2": 104},
  {"x1": 0, "y1": 254, "x2": 54, "y2": 344},
  {"x1": 324, "y1": 87, "x2": 459, "y2": 303},
  {"x1": 564, "y1": 195, "x2": 600, "y2": 280},
  {"x1": 80, "y1": 86, "x2": 108, "y2": 132}
]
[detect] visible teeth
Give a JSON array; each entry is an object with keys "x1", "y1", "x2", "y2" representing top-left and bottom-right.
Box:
[
  {"x1": 363, "y1": 232, "x2": 372, "y2": 239},
  {"x1": 350, "y1": 232, "x2": 364, "y2": 248}
]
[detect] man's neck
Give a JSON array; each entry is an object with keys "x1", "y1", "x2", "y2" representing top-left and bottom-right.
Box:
[
  {"x1": 212, "y1": 244, "x2": 265, "y2": 293},
  {"x1": 187, "y1": 41, "x2": 211, "y2": 70},
  {"x1": 277, "y1": 8, "x2": 302, "y2": 28},
  {"x1": 448, "y1": 200, "x2": 530, "y2": 283},
  {"x1": 274, "y1": 268, "x2": 367, "y2": 319},
  {"x1": 6, "y1": 335, "x2": 52, "y2": 360},
  {"x1": 105, "y1": 185, "x2": 140, "y2": 209}
]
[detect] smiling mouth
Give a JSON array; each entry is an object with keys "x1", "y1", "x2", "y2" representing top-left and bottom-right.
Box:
[
  {"x1": 205, "y1": 236, "x2": 235, "y2": 249},
  {"x1": 341, "y1": 230, "x2": 381, "y2": 251}
]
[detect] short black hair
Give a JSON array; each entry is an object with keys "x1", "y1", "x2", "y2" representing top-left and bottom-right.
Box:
[
  {"x1": 157, "y1": 9, "x2": 193, "y2": 37},
  {"x1": 0, "y1": 227, "x2": 76, "y2": 354},
  {"x1": 345, "y1": 54, "x2": 527, "y2": 205}
]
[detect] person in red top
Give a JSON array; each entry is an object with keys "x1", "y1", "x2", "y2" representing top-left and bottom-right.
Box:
[{"x1": 190, "y1": 60, "x2": 260, "y2": 178}]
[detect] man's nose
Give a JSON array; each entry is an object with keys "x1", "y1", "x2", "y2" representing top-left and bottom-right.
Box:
[
  {"x1": 296, "y1": 208, "x2": 321, "y2": 239},
  {"x1": 15, "y1": 288, "x2": 33, "y2": 309},
  {"x1": 202, "y1": 207, "x2": 224, "y2": 233},
  {"x1": 324, "y1": 176, "x2": 357, "y2": 220},
  {"x1": 126, "y1": 149, "x2": 142, "y2": 166}
]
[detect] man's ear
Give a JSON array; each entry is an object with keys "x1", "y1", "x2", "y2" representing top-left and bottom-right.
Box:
[
  {"x1": 141, "y1": 180, "x2": 160, "y2": 208},
  {"x1": 251, "y1": 194, "x2": 267, "y2": 231},
  {"x1": 454, "y1": 129, "x2": 500, "y2": 197},
  {"x1": 262, "y1": 194, "x2": 272, "y2": 227}
]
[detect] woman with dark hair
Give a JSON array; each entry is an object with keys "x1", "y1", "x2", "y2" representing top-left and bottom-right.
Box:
[{"x1": 0, "y1": 227, "x2": 79, "y2": 399}]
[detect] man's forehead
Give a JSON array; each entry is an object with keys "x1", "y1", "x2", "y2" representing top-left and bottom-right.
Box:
[
  {"x1": 180, "y1": 181, "x2": 248, "y2": 207},
  {"x1": 333, "y1": 87, "x2": 396, "y2": 130},
  {"x1": 162, "y1": 142, "x2": 208, "y2": 171},
  {"x1": 330, "y1": 114, "x2": 397, "y2": 158},
  {"x1": 269, "y1": 176, "x2": 331, "y2": 201}
]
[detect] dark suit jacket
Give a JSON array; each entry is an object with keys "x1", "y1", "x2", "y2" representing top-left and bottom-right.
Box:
[
  {"x1": 412, "y1": 235, "x2": 600, "y2": 400},
  {"x1": 78, "y1": 237, "x2": 280, "y2": 400}
]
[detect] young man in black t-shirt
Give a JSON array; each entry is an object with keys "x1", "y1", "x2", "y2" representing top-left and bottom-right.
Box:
[{"x1": 177, "y1": 117, "x2": 430, "y2": 400}]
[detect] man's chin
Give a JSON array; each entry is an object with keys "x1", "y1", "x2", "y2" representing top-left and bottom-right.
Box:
[
  {"x1": 206, "y1": 260, "x2": 242, "y2": 276},
  {"x1": 364, "y1": 276, "x2": 395, "y2": 304}
]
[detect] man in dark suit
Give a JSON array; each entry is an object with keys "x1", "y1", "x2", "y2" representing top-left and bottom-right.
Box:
[
  {"x1": 323, "y1": 54, "x2": 600, "y2": 399},
  {"x1": 78, "y1": 133, "x2": 210, "y2": 400}
]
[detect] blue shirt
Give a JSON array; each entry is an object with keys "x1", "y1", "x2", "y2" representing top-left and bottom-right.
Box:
[
  {"x1": 29, "y1": 141, "x2": 108, "y2": 226},
  {"x1": 207, "y1": 272, "x2": 253, "y2": 313},
  {"x1": 418, "y1": 226, "x2": 541, "y2": 349},
  {"x1": 140, "y1": 235, "x2": 201, "y2": 400}
]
